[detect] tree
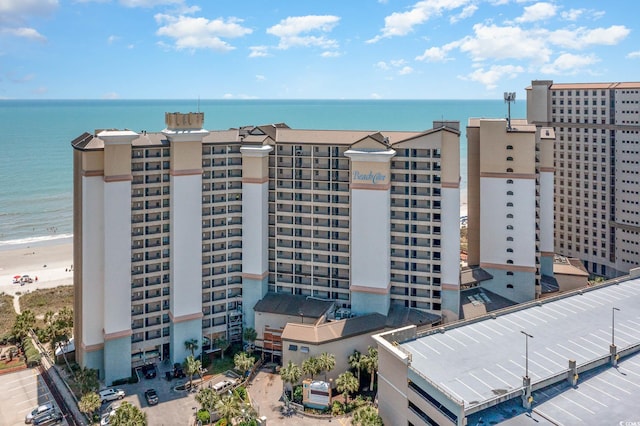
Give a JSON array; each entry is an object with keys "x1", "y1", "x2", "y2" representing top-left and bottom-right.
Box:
[
  {"x1": 78, "y1": 391, "x2": 101, "y2": 420},
  {"x1": 196, "y1": 387, "x2": 220, "y2": 423},
  {"x1": 335, "y1": 371, "x2": 359, "y2": 404},
  {"x1": 352, "y1": 405, "x2": 383, "y2": 426},
  {"x1": 184, "y1": 355, "x2": 202, "y2": 390},
  {"x1": 12, "y1": 310, "x2": 36, "y2": 341},
  {"x1": 215, "y1": 337, "x2": 230, "y2": 360},
  {"x1": 360, "y1": 346, "x2": 378, "y2": 392},
  {"x1": 185, "y1": 338, "x2": 199, "y2": 357},
  {"x1": 243, "y1": 327, "x2": 257, "y2": 354},
  {"x1": 349, "y1": 350, "x2": 363, "y2": 383},
  {"x1": 234, "y1": 352, "x2": 254, "y2": 378},
  {"x1": 44, "y1": 307, "x2": 74, "y2": 371},
  {"x1": 76, "y1": 367, "x2": 99, "y2": 394},
  {"x1": 317, "y1": 352, "x2": 336, "y2": 382},
  {"x1": 215, "y1": 392, "x2": 241, "y2": 424},
  {"x1": 110, "y1": 401, "x2": 147, "y2": 426},
  {"x1": 280, "y1": 360, "x2": 301, "y2": 396},
  {"x1": 302, "y1": 356, "x2": 320, "y2": 380}
]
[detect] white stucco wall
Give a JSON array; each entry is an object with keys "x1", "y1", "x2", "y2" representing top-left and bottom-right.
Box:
[
  {"x1": 82, "y1": 176, "x2": 105, "y2": 346},
  {"x1": 170, "y1": 174, "x2": 203, "y2": 317},
  {"x1": 103, "y1": 180, "x2": 132, "y2": 334},
  {"x1": 480, "y1": 177, "x2": 536, "y2": 267},
  {"x1": 242, "y1": 182, "x2": 269, "y2": 275},
  {"x1": 350, "y1": 188, "x2": 391, "y2": 289},
  {"x1": 441, "y1": 186, "x2": 460, "y2": 286},
  {"x1": 539, "y1": 171, "x2": 554, "y2": 253}
]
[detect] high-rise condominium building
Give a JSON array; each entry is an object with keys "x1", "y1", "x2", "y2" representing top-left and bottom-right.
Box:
[
  {"x1": 71, "y1": 112, "x2": 461, "y2": 384},
  {"x1": 527, "y1": 80, "x2": 640, "y2": 278},
  {"x1": 466, "y1": 117, "x2": 555, "y2": 303}
]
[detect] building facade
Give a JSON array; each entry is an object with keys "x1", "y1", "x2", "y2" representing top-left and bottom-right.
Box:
[
  {"x1": 527, "y1": 80, "x2": 640, "y2": 278},
  {"x1": 72, "y1": 113, "x2": 461, "y2": 383},
  {"x1": 466, "y1": 117, "x2": 555, "y2": 303}
]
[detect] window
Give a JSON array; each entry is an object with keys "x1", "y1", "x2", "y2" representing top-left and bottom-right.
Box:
[
  {"x1": 288, "y1": 344, "x2": 298, "y2": 351},
  {"x1": 507, "y1": 179, "x2": 514, "y2": 184},
  {"x1": 506, "y1": 156, "x2": 514, "y2": 161},
  {"x1": 507, "y1": 259, "x2": 514, "y2": 264},
  {"x1": 506, "y1": 284, "x2": 514, "y2": 289},
  {"x1": 507, "y1": 213, "x2": 514, "y2": 218},
  {"x1": 506, "y1": 271, "x2": 514, "y2": 276},
  {"x1": 507, "y1": 225, "x2": 514, "y2": 230},
  {"x1": 506, "y1": 237, "x2": 514, "y2": 242},
  {"x1": 300, "y1": 346, "x2": 309, "y2": 353},
  {"x1": 506, "y1": 168, "x2": 513, "y2": 173},
  {"x1": 506, "y1": 248, "x2": 514, "y2": 253},
  {"x1": 507, "y1": 191, "x2": 514, "y2": 196},
  {"x1": 507, "y1": 202, "x2": 514, "y2": 207},
  {"x1": 506, "y1": 145, "x2": 513, "y2": 150}
]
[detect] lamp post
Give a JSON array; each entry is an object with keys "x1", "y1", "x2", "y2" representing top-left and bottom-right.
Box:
[
  {"x1": 521, "y1": 331, "x2": 534, "y2": 379},
  {"x1": 612, "y1": 307, "x2": 620, "y2": 346}
]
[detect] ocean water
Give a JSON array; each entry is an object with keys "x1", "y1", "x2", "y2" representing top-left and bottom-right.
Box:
[{"x1": 0, "y1": 99, "x2": 526, "y2": 247}]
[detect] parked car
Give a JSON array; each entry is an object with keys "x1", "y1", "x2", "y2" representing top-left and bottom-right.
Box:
[
  {"x1": 32, "y1": 409, "x2": 62, "y2": 426},
  {"x1": 99, "y1": 388, "x2": 125, "y2": 404},
  {"x1": 144, "y1": 388, "x2": 159, "y2": 406},
  {"x1": 100, "y1": 408, "x2": 116, "y2": 426},
  {"x1": 141, "y1": 364, "x2": 156, "y2": 379},
  {"x1": 25, "y1": 402, "x2": 54, "y2": 423}
]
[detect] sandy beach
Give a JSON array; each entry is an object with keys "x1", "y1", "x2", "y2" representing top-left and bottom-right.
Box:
[{"x1": 0, "y1": 239, "x2": 74, "y2": 299}]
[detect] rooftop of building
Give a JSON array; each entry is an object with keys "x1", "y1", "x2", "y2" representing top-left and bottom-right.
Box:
[
  {"x1": 385, "y1": 272, "x2": 640, "y2": 418},
  {"x1": 253, "y1": 292, "x2": 335, "y2": 319},
  {"x1": 553, "y1": 254, "x2": 589, "y2": 277},
  {"x1": 527, "y1": 80, "x2": 640, "y2": 90},
  {"x1": 71, "y1": 119, "x2": 461, "y2": 151},
  {"x1": 459, "y1": 287, "x2": 517, "y2": 320},
  {"x1": 281, "y1": 305, "x2": 439, "y2": 345}
]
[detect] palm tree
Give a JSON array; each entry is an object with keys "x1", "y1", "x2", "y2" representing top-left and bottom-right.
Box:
[
  {"x1": 110, "y1": 401, "x2": 147, "y2": 426},
  {"x1": 335, "y1": 371, "x2": 359, "y2": 404},
  {"x1": 279, "y1": 360, "x2": 301, "y2": 396},
  {"x1": 243, "y1": 327, "x2": 257, "y2": 354},
  {"x1": 348, "y1": 350, "x2": 362, "y2": 383},
  {"x1": 360, "y1": 346, "x2": 378, "y2": 392},
  {"x1": 185, "y1": 338, "x2": 199, "y2": 357},
  {"x1": 12, "y1": 310, "x2": 36, "y2": 341},
  {"x1": 184, "y1": 355, "x2": 202, "y2": 390},
  {"x1": 317, "y1": 352, "x2": 336, "y2": 382},
  {"x1": 234, "y1": 352, "x2": 255, "y2": 378},
  {"x1": 215, "y1": 337, "x2": 230, "y2": 360},
  {"x1": 76, "y1": 367, "x2": 99, "y2": 394},
  {"x1": 196, "y1": 387, "x2": 220, "y2": 423},
  {"x1": 78, "y1": 391, "x2": 101, "y2": 420},
  {"x1": 215, "y1": 392, "x2": 241, "y2": 424},
  {"x1": 302, "y1": 356, "x2": 320, "y2": 380},
  {"x1": 352, "y1": 405, "x2": 383, "y2": 426}
]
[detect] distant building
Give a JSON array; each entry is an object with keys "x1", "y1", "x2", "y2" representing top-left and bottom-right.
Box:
[
  {"x1": 465, "y1": 117, "x2": 555, "y2": 304},
  {"x1": 374, "y1": 269, "x2": 640, "y2": 426},
  {"x1": 71, "y1": 113, "x2": 462, "y2": 384},
  {"x1": 527, "y1": 80, "x2": 640, "y2": 278}
]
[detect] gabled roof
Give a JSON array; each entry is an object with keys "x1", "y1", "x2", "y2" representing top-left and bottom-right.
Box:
[{"x1": 253, "y1": 292, "x2": 335, "y2": 318}]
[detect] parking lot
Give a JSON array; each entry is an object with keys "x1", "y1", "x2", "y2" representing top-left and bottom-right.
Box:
[{"x1": 0, "y1": 368, "x2": 67, "y2": 426}]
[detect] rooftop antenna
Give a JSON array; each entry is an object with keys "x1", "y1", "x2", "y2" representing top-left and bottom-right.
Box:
[{"x1": 504, "y1": 92, "x2": 516, "y2": 130}]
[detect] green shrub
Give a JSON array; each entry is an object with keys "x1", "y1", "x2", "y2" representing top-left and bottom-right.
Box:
[
  {"x1": 235, "y1": 386, "x2": 247, "y2": 401},
  {"x1": 293, "y1": 385, "x2": 303, "y2": 404},
  {"x1": 196, "y1": 409, "x2": 211, "y2": 424},
  {"x1": 331, "y1": 401, "x2": 345, "y2": 416},
  {"x1": 112, "y1": 376, "x2": 138, "y2": 386}
]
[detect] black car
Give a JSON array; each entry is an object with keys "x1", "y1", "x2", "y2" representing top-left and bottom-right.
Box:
[
  {"x1": 141, "y1": 364, "x2": 156, "y2": 379},
  {"x1": 172, "y1": 363, "x2": 186, "y2": 378},
  {"x1": 144, "y1": 388, "x2": 159, "y2": 406}
]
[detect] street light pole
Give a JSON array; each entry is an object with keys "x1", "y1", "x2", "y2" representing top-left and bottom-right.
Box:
[
  {"x1": 521, "y1": 331, "x2": 534, "y2": 379},
  {"x1": 612, "y1": 307, "x2": 620, "y2": 346}
]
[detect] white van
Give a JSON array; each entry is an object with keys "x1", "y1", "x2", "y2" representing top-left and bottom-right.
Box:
[{"x1": 212, "y1": 379, "x2": 235, "y2": 394}]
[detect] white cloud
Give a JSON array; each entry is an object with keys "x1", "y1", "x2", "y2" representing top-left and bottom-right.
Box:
[
  {"x1": 102, "y1": 92, "x2": 120, "y2": 99},
  {"x1": 367, "y1": 0, "x2": 471, "y2": 43},
  {"x1": 548, "y1": 25, "x2": 630, "y2": 50},
  {"x1": 560, "y1": 8, "x2": 584, "y2": 21},
  {"x1": 2, "y1": 27, "x2": 46, "y2": 42},
  {"x1": 370, "y1": 93, "x2": 383, "y2": 99},
  {"x1": 450, "y1": 4, "x2": 478, "y2": 24},
  {"x1": 119, "y1": 0, "x2": 183, "y2": 7},
  {"x1": 155, "y1": 14, "x2": 252, "y2": 52},
  {"x1": 463, "y1": 64, "x2": 524, "y2": 89},
  {"x1": 398, "y1": 66, "x2": 414, "y2": 75},
  {"x1": 107, "y1": 35, "x2": 119, "y2": 44},
  {"x1": 459, "y1": 23, "x2": 552, "y2": 64},
  {"x1": 0, "y1": 0, "x2": 58, "y2": 19},
  {"x1": 514, "y1": 2, "x2": 556, "y2": 23},
  {"x1": 627, "y1": 51, "x2": 640, "y2": 59},
  {"x1": 416, "y1": 40, "x2": 459, "y2": 62},
  {"x1": 375, "y1": 61, "x2": 390, "y2": 70},
  {"x1": 540, "y1": 53, "x2": 599, "y2": 74},
  {"x1": 249, "y1": 46, "x2": 269, "y2": 58},
  {"x1": 255, "y1": 75, "x2": 266, "y2": 81},
  {"x1": 321, "y1": 51, "x2": 341, "y2": 58},
  {"x1": 267, "y1": 15, "x2": 340, "y2": 50}
]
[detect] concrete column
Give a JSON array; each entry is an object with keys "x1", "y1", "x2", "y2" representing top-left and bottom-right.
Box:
[
  {"x1": 240, "y1": 145, "x2": 273, "y2": 329},
  {"x1": 568, "y1": 359, "x2": 578, "y2": 386},
  {"x1": 522, "y1": 376, "x2": 533, "y2": 409},
  {"x1": 610, "y1": 344, "x2": 618, "y2": 367},
  {"x1": 100, "y1": 130, "x2": 137, "y2": 384},
  {"x1": 345, "y1": 147, "x2": 395, "y2": 315},
  {"x1": 163, "y1": 113, "x2": 208, "y2": 365}
]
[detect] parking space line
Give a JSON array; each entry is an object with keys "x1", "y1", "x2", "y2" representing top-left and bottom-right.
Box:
[
  {"x1": 582, "y1": 382, "x2": 620, "y2": 401},
  {"x1": 477, "y1": 322, "x2": 503, "y2": 336},
  {"x1": 482, "y1": 368, "x2": 512, "y2": 387},
  {"x1": 432, "y1": 337, "x2": 455, "y2": 351},
  {"x1": 468, "y1": 372, "x2": 495, "y2": 390},
  {"x1": 491, "y1": 320, "x2": 515, "y2": 333},
  {"x1": 546, "y1": 346, "x2": 573, "y2": 361},
  {"x1": 563, "y1": 341, "x2": 601, "y2": 357},
  {"x1": 466, "y1": 326, "x2": 492, "y2": 340},
  {"x1": 572, "y1": 388, "x2": 608, "y2": 408},
  {"x1": 510, "y1": 313, "x2": 538, "y2": 326},
  {"x1": 533, "y1": 309, "x2": 560, "y2": 320},
  {"x1": 499, "y1": 317, "x2": 526, "y2": 330},
  {"x1": 497, "y1": 364, "x2": 523, "y2": 381},
  {"x1": 554, "y1": 299, "x2": 582, "y2": 313},
  {"x1": 593, "y1": 376, "x2": 631, "y2": 394},
  {"x1": 548, "y1": 402, "x2": 583, "y2": 422},
  {"x1": 520, "y1": 310, "x2": 547, "y2": 323},
  {"x1": 543, "y1": 306, "x2": 570, "y2": 317},
  {"x1": 559, "y1": 394, "x2": 595, "y2": 414},
  {"x1": 508, "y1": 359, "x2": 539, "y2": 379},
  {"x1": 589, "y1": 332, "x2": 611, "y2": 344},
  {"x1": 418, "y1": 339, "x2": 440, "y2": 355},
  {"x1": 454, "y1": 378, "x2": 486, "y2": 399},
  {"x1": 444, "y1": 333, "x2": 467, "y2": 347},
  {"x1": 618, "y1": 322, "x2": 640, "y2": 338},
  {"x1": 524, "y1": 356, "x2": 554, "y2": 374},
  {"x1": 439, "y1": 382, "x2": 465, "y2": 403},
  {"x1": 455, "y1": 329, "x2": 480, "y2": 344},
  {"x1": 533, "y1": 352, "x2": 565, "y2": 369}
]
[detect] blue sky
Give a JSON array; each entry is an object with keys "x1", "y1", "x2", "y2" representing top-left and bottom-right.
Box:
[{"x1": 0, "y1": 0, "x2": 637, "y2": 99}]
